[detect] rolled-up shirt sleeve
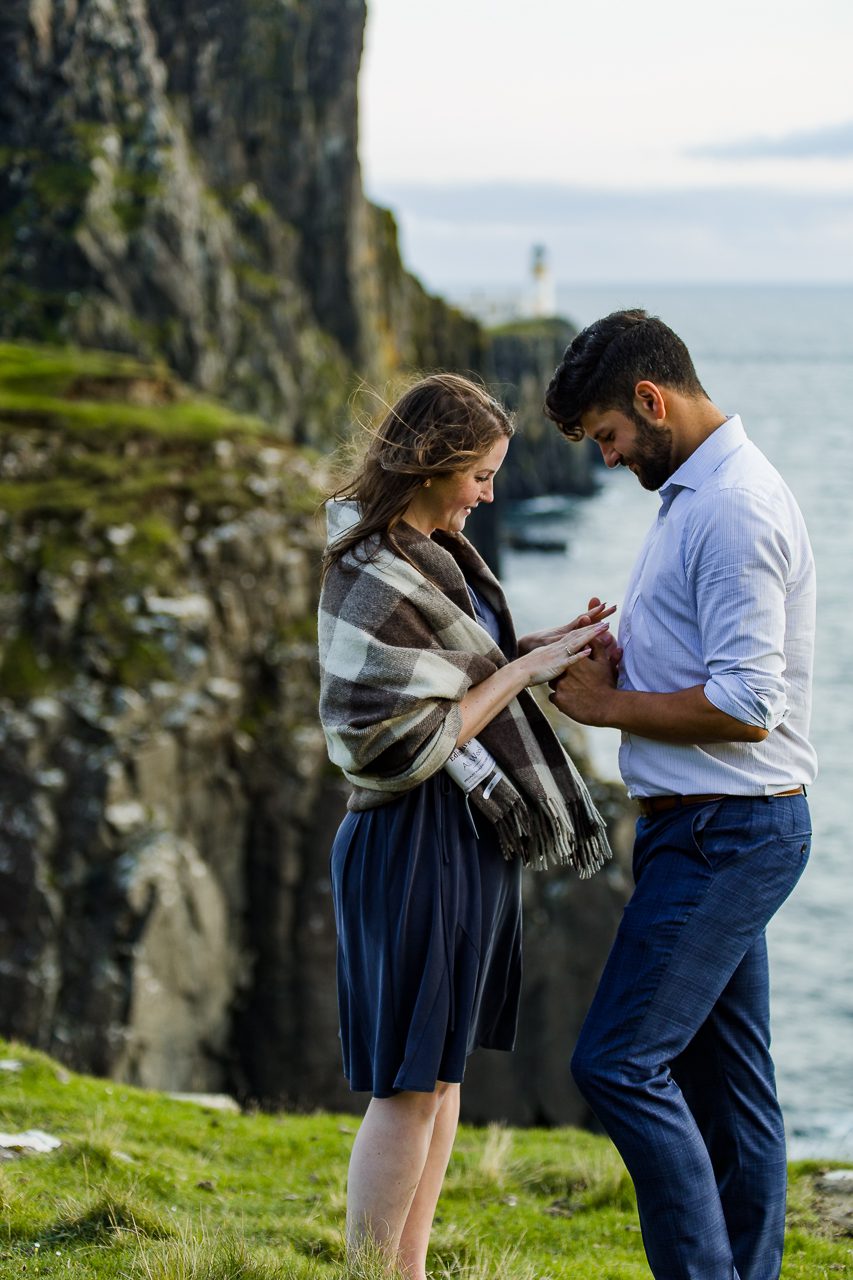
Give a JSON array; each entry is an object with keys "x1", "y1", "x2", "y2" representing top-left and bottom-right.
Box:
[{"x1": 685, "y1": 487, "x2": 791, "y2": 731}]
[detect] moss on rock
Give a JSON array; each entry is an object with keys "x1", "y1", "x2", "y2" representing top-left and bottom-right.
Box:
[{"x1": 0, "y1": 339, "x2": 327, "y2": 702}]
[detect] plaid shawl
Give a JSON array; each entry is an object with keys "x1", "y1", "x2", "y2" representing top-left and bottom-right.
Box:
[{"x1": 318, "y1": 502, "x2": 611, "y2": 876}]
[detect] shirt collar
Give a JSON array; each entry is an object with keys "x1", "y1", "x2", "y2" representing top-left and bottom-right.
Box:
[{"x1": 659, "y1": 415, "x2": 746, "y2": 506}]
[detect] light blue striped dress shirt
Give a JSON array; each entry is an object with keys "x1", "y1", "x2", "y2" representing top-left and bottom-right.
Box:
[{"x1": 617, "y1": 415, "x2": 818, "y2": 797}]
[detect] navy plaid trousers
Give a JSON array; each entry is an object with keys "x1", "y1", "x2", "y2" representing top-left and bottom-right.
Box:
[{"x1": 572, "y1": 794, "x2": 811, "y2": 1280}]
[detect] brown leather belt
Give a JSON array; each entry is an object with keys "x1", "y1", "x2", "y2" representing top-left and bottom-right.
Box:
[{"x1": 636, "y1": 786, "x2": 804, "y2": 818}]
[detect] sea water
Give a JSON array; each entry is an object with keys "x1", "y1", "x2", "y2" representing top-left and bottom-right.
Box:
[{"x1": 500, "y1": 284, "x2": 853, "y2": 1158}]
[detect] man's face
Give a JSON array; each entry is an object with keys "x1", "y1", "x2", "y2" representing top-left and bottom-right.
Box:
[{"x1": 581, "y1": 405, "x2": 674, "y2": 491}]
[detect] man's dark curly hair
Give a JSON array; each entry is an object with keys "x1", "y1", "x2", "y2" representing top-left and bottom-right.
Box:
[{"x1": 544, "y1": 309, "x2": 708, "y2": 441}]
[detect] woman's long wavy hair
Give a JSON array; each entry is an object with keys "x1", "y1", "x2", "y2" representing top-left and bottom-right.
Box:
[{"x1": 322, "y1": 372, "x2": 514, "y2": 580}]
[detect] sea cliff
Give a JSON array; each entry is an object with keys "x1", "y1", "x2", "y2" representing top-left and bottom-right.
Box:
[
  {"x1": 0, "y1": 0, "x2": 480, "y2": 438},
  {"x1": 0, "y1": 342, "x2": 633, "y2": 1123},
  {"x1": 0, "y1": 0, "x2": 632, "y2": 1125}
]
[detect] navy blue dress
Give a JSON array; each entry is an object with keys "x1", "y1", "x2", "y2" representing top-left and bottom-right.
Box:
[{"x1": 329, "y1": 584, "x2": 522, "y2": 1096}]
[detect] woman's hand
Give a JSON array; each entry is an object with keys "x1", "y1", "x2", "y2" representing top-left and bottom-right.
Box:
[
  {"x1": 517, "y1": 597, "x2": 616, "y2": 655},
  {"x1": 456, "y1": 618, "x2": 611, "y2": 745},
  {"x1": 518, "y1": 620, "x2": 611, "y2": 687}
]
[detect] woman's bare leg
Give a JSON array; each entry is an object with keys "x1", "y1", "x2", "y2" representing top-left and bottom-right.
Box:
[
  {"x1": 397, "y1": 1083, "x2": 460, "y2": 1279},
  {"x1": 346, "y1": 1082, "x2": 457, "y2": 1274}
]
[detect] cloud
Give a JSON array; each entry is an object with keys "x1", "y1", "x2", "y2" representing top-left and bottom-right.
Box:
[
  {"x1": 367, "y1": 182, "x2": 853, "y2": 286},
  {"x1": 690, "y1": 120, "x2": 853, "y2": 161},
  {"x1": 373, "y1": 182, "x2": 849, "y2": 228}
]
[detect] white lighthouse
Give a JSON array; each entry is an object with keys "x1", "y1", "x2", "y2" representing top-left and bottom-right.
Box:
[{"x1": 528, "y1": 244, "x2": 556, "y2": 318}]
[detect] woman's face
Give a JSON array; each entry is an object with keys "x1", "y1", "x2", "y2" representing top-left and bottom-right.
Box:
[{"x1": 403, "y1": 435, "x2": 509, "y2": 536}]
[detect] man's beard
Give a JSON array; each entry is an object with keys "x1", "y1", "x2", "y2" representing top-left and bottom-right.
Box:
[{"x1": 625, "y1": 409, "x2": 673, "y2": 490}]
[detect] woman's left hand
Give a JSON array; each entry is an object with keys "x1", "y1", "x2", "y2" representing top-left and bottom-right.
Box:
[{"x1": 517, "y1": 597, "x2": 617, "y2": 655}]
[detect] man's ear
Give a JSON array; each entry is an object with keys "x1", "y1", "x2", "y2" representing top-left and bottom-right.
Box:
[{"x1": 634, "y1": 380, "x2": 667, "y2": 422}]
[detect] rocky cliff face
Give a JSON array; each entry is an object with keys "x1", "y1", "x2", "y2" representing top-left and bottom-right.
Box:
[
  {"x1": 0, "y1": 346, "x2": 338, "y2": 1098},
  {"x1": 0, "y1": 0, "x2": 634, "y2": 1125},
  {"x1": 487, "y1": 318, "x2": 598, "y2": 500},
  {"x1": 0, "y1": 344, "x2": 633, "y2": 1122},
  {"x1": 0, "y1": 0, "x2": 480, "y2": 441}
]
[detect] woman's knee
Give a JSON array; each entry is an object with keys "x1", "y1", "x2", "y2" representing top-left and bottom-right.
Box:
[{"x1": 393, "y1": 1082, "x2": 456, "y2": 1120}]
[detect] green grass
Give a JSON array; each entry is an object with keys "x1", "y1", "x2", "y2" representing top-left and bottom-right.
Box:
[
  {"x1": 0, "y1": 340, "x2": 323, "y2": 529},
  {"x1": 0, "y1": 338, "x2": 326, "y2": 698},
  {"x1": 0, "y1": 391, "x2": 263, "y2": 439},
  {"x1": 0, "y1": 343, "x2": 173, "y2": 398},
  {"x1": 0, "y1": 1041, "x2": 850, "y2": 1278},
  {"x1": 0, "y1": 341, "x2": 267, "y2": 443},
  {"x1": 486, "y1": 317, "x2": 572, "y2": 340}
]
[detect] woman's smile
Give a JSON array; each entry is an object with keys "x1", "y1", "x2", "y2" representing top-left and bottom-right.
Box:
[{"x1": 404, "y1": 436, "x2": 508, "y2": 536}]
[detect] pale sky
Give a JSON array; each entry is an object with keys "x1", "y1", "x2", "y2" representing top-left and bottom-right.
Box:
[{"x1": 359, "y1": 0, "x2": 853, "y2": 286}]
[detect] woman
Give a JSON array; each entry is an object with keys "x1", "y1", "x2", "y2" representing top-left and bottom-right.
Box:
[{"x1": 318, "y1": 373, "x2": 612, "y2": 1278}]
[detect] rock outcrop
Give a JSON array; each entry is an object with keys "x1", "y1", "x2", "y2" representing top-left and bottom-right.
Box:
[
  {"x1": 0, "y1": 347, "x2": 335, "y2": 1097},
  {"x1": 0, "y1": 0, "x2": 480, "y2": 442},
  {"x1": 466, "y1": 317, "x2": 599, "y2": 570},
  {"x1": 487, "y1": 317, "x2": 598, "y2": 501}
]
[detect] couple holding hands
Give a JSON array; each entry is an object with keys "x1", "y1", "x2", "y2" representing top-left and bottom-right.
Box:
[{"x1": 318, "y1": 310, "x2": 816, "y2": 1280}]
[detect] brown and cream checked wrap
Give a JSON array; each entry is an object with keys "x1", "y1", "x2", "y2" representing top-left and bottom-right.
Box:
[{"x1": 318, "y1": 502, "x2": 611, "y2": 876}]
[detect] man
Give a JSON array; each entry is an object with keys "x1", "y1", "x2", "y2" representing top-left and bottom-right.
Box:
[{"x1": 543, "y1": 310, "x2": 817, "y2": 1280}]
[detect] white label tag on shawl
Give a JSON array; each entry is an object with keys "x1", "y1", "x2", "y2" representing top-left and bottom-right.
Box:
[{"x1": 444, "y1": 738, "x2": 502, "y2": 795}]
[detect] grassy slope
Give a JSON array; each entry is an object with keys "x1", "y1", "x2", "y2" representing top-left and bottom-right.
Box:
[
  {"x1": 0, "y1": 342, "x2": 313, "y2": 528},
  {"x1": 0, "y1": 1041, "x2": 849, "y2": 1279},
  {"x1": 0, "y1": 340, "x2": 323, "y2": 699}
]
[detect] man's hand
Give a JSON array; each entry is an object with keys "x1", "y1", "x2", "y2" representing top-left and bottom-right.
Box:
[
  {"x1": 551, "y1": 663, "x2": 771, "y2": 743},
  {"x1": 549, "y1": 634, "x2": 618, "y2": 726}
]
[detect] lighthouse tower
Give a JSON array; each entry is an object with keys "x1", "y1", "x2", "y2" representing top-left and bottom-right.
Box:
[{"x1": 529, "y1": 244, "x2": 556, "y2": 318}]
